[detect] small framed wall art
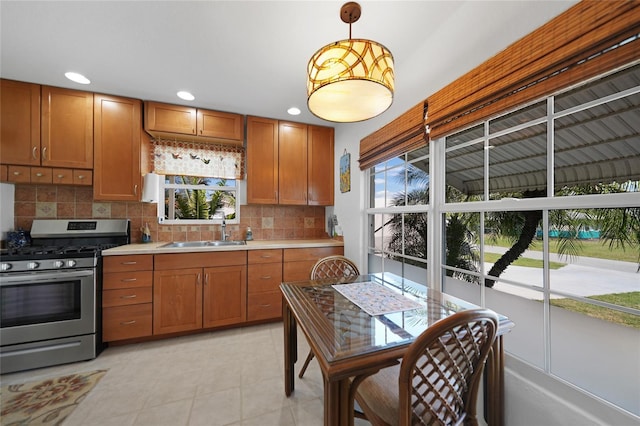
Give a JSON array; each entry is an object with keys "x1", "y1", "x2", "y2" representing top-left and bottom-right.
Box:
[{"x1": 340, "y1": 150, "x2": 351, "y2": 193}]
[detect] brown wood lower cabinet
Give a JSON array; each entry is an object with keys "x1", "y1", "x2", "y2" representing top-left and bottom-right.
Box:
[
  {"x1": 283, "y1": 246, "x2": 344, "y2": 281},
  {"x1": 102, "y1": 245, "x2": 343, "y2": 342},
  {"x1": 102, "y1": 255, "x2": 153, "y2": 342},
  {"x1": 153, "y1": 251, "x2": 247, "y2": 335},
  {"x1": 247, "y1": 249, "x2": 283, "y2": 321}
]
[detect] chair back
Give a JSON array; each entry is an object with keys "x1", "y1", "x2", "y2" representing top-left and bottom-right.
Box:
[
  {"x1": 310, "y1": 255, "x2": 359, "y2": 279},
  {"x1": 398, "y1": 308, "x2": 498, "y2": 426}
]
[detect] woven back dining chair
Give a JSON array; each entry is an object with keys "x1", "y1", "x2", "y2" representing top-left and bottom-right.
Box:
[
  {"x1": 354, "y1": 308, "x2": 498, "y2": 426},
  {"x1": 298, "y1": 255, "x2": 360, "y2": 379}
]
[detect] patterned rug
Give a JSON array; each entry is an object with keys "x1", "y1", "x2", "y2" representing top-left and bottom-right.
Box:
[{"x1": 1, "y1": 370, "x2": 107, "y2": 425}]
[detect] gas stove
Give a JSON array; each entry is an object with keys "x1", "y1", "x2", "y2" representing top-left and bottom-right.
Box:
[
  {"x1": 0, "y1": 218, "x2": 130, "y2": 374},
  {"x1": 1, "y1": 219, "x2": 130, "y2": 272}
]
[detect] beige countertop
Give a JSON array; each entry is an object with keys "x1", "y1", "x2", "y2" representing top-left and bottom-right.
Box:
[{"x1": 102, "y1": 238, "x2": 344, "y2": 256}]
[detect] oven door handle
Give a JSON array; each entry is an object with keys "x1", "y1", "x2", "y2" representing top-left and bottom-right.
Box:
[{"x1": 0, "y1": 269, "x2": 94, "y2": 285}]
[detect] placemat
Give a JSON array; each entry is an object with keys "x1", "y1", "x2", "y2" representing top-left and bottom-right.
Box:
[{"x1": 332, "y1": 281, "x2": 422, "y2": 316}]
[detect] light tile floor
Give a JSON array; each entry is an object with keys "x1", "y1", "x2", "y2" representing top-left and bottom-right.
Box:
[{"x1": 0, "y1": 322, "x2": 371, "y2": 426}]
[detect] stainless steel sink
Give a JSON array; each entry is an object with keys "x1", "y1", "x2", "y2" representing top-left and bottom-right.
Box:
[{"x1": 159, "y1": 240, "x2": 246, "y2": 248}]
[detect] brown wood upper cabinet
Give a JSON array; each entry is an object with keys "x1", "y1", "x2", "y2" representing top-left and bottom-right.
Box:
[
  {"x1": 1, "y1": 80, "x2": 41, "y2": 166},
  {"x1": 41, "y1": 86, "x2": 94, "y2": 169},
  {"x1": 94, "y1": 94, "x2": 143, "y2": 201},
  {"x1": 144, "y1": 101, "x2": 244, "y2": 146},
  {"x1": 246, "y1": 116, "x2": 334, "y2": 206},
  {"x1": 1, "y1": 81, "x2": 93, "y2": 170}
]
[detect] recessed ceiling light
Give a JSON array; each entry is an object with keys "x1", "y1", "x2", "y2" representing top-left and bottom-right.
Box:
[
  {"x1": 65, "y1": 72, "x2": 90, "y2": 84},
  {"x1": 177, "y1": 91, "x2": 195, "y2": 101},
  {"x1": 287, "y1": 107, "x2": 301, "y2": 116}
]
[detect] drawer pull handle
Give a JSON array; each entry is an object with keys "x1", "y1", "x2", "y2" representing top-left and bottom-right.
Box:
[
  {"x1": 261, "y1": 275, "x2": 272, "y2": 279},
  {"x1": 57, "y1": 174, "x2": 64, "y2": 178},
  {"x1": 259, "y1": 304, "x2": 272, "y2": 308},
  {"x1": 121, "y1": 278, "x2": 138, "y2": 282},
  {"x1": 78, "y1": 175, "x2": 85, "y2": 180},
  {"x1": 36, "y1": 172, "x2": 43, "y2": 177},
  {"x1": 121, "y1": 261, "x2": 138, "y2": 265},
  {"x1": 120, "y1": 294, "x2": 137, "y2": 299},
  {"x1": 260, "y1": 255, "x2": 272, "y2": 258},
  {"x1": 121, "y1": 320, "x2": 136, "y2": 325},
  {"x1": 13, "y1": 171, "x2": 21, "y2": 176}
]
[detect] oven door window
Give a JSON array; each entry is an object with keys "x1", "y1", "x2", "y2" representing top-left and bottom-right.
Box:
[{"x1": 1, "y1": 281, "x2": 82, "y2": 328}]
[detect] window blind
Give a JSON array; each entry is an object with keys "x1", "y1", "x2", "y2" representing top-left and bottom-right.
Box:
[
  {"x1": 152, "y1": 138, "x2": 245, "y2": 179},
  {"x1": 426, "y1": 0, "x2": 640, "y2": 139},
  {"x1": 358, "y1": 101, "x2": 428, "y2": 170}
]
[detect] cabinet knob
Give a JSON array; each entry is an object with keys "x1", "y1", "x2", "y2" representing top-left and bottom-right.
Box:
[
  {"x1": 13, "y1": 171, "x2": 21, "y2": 176},
  {"x1": 78, "y1": 175, "x2": 85, "y2": 180},
  {"x1": 36, "y1": 173, "x2": 43, "y2": 177},
  {"x1": 57, "y1": 174, "x2": 64, "y2": 179}
]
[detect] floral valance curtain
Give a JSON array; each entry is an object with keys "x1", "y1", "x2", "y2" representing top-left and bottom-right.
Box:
[{"x1": 152, "y1": 138, "x2": 244, "y2": 179}]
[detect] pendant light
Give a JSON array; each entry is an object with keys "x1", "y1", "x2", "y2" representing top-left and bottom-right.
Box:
[{"x1": 307, "y1": 2, "x2": 394, "y2": 123}]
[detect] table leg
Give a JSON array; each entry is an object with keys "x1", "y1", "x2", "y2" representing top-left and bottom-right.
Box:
[
  {"x1": 486, "y1": 335, "x2": 505, "y2": 426},
  {"x1": 324, "y1": 377, "x2": 353, "y2": 426},
  {"x1": 283, "y1": 299, "x2": 297, "y2": 396}
]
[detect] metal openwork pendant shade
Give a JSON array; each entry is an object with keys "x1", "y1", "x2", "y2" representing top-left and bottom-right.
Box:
[{"x1": 307, "y1": 2, "x2": 394, "y2": 123}]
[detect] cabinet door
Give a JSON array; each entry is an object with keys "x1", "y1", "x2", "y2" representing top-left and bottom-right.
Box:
[
  {"x1": 94, "y1": 94, "x2": 142, "y2": 201},
  {"x1": 0, "y1": 80, "x2": 41, "y2": 166},
  {"x1": 203, "y1": 265, "x2": 247, "y2": 328},
  {"x1": 145, "y1": 101, "x2": 196, "y2": 136},
  {"x1": 283, "y1": 246, "x2": 344, "y2": 281},
  {"x1": 41, "y1": 86, "x2": 93, "y2": 168},
  {"x1": 197, "y1": 109, "x2": 244, "y2": 142},
  {"x1": 307, "y1": 125, "x2": 334, "y2": 206},
  {"x1": 246, "y1": 116, "x2": 279, "y2": 204},
  {"x1": 153, "y1": 268, "x2": 203, "y2": 334},
  {"x1": 278, "y1": 121, "x2": 308, "y2": 205}
]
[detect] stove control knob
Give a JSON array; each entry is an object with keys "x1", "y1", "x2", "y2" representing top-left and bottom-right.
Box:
[
  {"x1": 27, "y1": 261, "x2": 40, "y2": 270},
  {"x1": 1, "y1": 263, "x2": 12, "y2": 271},
  {"x1": 53, "y1": 260, "x2": 65, "y2": 268},
  {"x1": 66, "y1": 259, "x2": 77, "y2": 268}
]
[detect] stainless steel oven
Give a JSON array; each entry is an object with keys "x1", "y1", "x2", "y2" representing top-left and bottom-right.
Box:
[{"x1": 0, "y1": 219, "x2": 129, "y2": 374}]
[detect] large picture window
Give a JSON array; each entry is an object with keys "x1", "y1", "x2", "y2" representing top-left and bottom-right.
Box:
[
  {"x1": 441, "y1": 63, "x2": 640, "y2": 415},
  {"x1": 366, "y1": 146, "x2": 430, "y2": 285}
]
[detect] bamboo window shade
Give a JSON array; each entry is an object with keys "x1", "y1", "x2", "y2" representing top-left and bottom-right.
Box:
[
  {"x1": 358, "y1": 101, "x2": 428, "y2": 170},
  {"x1": 426, "y1": 0, "x2": 640, "y2": 140}
]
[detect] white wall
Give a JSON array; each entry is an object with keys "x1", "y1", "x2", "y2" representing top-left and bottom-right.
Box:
[{"x1": 0, "y1": 183, "x2": 15, "y2": 241}]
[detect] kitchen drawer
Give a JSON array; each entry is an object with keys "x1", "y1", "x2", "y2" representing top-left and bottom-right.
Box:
[
  {"x1": 52, "y1": 168, "x2": 73, "y2": 184},
  {"x1": 248, "y1": 249, "x2": 283, "y2": 264},
  {"x1": 7, "y1": 165, "x2": 31, "y2": 183},
  {"x1": 103, "y1": 303, "x2": 152, "y2": 341},
  {"x1": 31, "y1": 167, "x2": 52, "y2": 183},
  {"x1": 73, "y1": 169, "x2": 92, "y2": 185},
  {"x1": 248, "y1": 263, "x2": 282, "y2": 294},
  {"x1": 103, "y1": 270, "x2": 153, "y2": 290},
  {"x1": 103, "y1": 287, "x2": 152, "y2": 308},
  {"x1": 247, "y1": 291, "x2": 282, "y2": 321},
  {"x1": 283, "y1": 247, "x2": 342, "y2": 262},
  {"x1": 103, "y1": 255, "x2": 153, "y2": 273}
]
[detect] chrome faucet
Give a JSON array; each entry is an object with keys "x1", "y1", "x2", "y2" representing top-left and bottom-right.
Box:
[{"x1": 221, "y1": 219, "x2": 227, "y2": 241}]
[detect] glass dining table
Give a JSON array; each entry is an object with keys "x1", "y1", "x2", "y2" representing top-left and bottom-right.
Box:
[{"x1": 280, "y1": 272, "x2": 514, "y2": 426}]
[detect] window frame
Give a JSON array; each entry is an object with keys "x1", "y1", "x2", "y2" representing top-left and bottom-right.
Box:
[{"x1": 157, "y1": 175, "x2": 240, "y2": 225}]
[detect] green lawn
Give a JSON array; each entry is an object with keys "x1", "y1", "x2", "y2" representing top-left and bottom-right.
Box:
[
  {"x1": 550, "y1": 292, "x2": 640, "y2": 329},
  {"x1": 484, "y1": 252, "x2": 565, "y2": 269},
  {"x1": 488, "y1": 236, "x2": 639, "y2": 263}
]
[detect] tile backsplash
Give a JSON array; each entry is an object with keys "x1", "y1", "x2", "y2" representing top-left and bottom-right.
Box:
[{"x1": 12, "y1": 184, "x2": 327, "y2": 243}]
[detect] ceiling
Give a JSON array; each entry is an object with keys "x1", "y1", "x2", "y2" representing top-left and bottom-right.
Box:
[{"x1": 0, "y1": 1, "x2": 578, "y2": 134}]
